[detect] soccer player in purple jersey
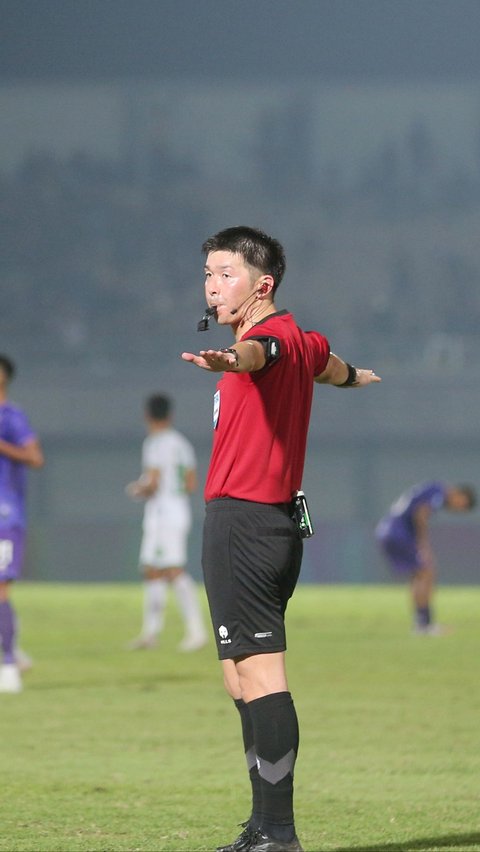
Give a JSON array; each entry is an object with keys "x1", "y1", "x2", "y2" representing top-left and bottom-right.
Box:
[
  {"x1": 375, "y1": 481, "x2": 476, "y2": 634},
  {"x1": 0, "y1": 355, "x2": 44, "y2": 693}
]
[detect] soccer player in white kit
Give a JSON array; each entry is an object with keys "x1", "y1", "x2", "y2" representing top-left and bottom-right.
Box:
[{"x1": 126, "y1": 394, "x2": 207, "y2": 652}]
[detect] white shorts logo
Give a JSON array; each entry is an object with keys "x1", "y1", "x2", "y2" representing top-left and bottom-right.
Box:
[
  {"x1": 218, "y1": 624, "x2": 231, "y2": 645},
  {"x1": 254, "y1": 631, "x2": 273, "y2": 639},
  {"x1": 0, "y1": 540, "x2": 14, "y2": 572}
]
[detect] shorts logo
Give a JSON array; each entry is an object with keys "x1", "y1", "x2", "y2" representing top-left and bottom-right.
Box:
[
  {"x1": 218, "y1": 625, "x2": 231, "y2": 645},
  {"x1": 254, "y1": 631, "x2": 273, "y2": 639},
  {"x1": 0, "y1": 540, "x2": 14, "y2": 572}
]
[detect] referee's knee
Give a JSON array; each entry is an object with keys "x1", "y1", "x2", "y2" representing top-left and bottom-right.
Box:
[{"x1": 222, "y1": 658, "x2": 242, "y2": 700}]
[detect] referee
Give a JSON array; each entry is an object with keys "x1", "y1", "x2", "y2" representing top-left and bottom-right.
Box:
[{"x1": 182, "y1": 226, "x2": 380, "y2": 852}]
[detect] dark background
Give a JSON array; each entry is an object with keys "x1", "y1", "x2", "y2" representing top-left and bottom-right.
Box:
[
  {"x1": 2, "y1": 0, "x2": 479, "y2": 582},
  {"x1": 3, "y1": 0, "x2": 480, "y2": 82}
]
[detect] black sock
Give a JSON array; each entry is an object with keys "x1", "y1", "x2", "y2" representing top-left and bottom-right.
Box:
[
  {"x1": 234, "y1": 698, "x2": 262, "y2": 828},
  {"x1": 416, "y1": 605, "x2": 431, "y2": 627},
  {"x1": 247, "y1": 691, "x2": 299, "y2": 843}
]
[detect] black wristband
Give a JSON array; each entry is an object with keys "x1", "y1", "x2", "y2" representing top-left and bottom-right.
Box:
[{"x1": 338, "y1": 362, "x2": 357, "y2": 387}]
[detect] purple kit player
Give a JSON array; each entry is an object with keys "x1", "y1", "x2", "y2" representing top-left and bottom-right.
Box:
[
  {"x1": 375, "y1": 481, "x2": 476, "y2": 634},
  {"x1": 0, "y1": 355, "x2": 44, "y2": 693}
]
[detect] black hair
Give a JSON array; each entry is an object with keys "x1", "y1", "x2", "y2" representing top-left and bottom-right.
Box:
[
  {"x1": 202, "y1": 226, "x2": 286, "y2": 294},
  {"x1": 145, "y1": 394, "x2": 171, "y2": 421},
  {"x1": 455, "y1": 484, "x2": 477, "y2": 509},
  {"x1": 0, "y1": 354, "x2": 15, "y2": 382}
]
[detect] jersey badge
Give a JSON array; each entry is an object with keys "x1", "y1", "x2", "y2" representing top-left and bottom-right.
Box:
[{"x1": 213, "y1": 390, "x2": 220, "y2": 429}]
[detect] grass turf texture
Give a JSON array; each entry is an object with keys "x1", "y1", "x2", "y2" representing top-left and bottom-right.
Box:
[{"x1": 1, "y1": 584, "x2": 480, "y2": 852}]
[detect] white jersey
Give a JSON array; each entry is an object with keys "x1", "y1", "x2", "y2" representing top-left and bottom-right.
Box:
[{"x1": 142, "y1": 428, "x2": 196, "y2": 528}]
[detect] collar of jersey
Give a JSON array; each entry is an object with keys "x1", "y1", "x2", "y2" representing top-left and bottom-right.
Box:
[{"x1": 250, "y1": 309, "x2": 289, "y2": 328}]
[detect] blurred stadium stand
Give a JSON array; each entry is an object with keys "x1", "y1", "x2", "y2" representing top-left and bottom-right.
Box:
[{"x1": 2, "y1": 80, "x2": 479, "y2": 584}]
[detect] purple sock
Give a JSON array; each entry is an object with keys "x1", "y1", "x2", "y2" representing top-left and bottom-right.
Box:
[
  {"x1": 416, "y1": 605, "x2": 431, "y2": 628},
  {"x1": 0, "y1": 600, "x2": 16, "y2": 664}
]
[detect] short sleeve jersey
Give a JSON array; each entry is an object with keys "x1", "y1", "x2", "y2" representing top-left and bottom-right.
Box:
[
  {"x1": 0, "y1": 402, "x2": 37, "y2": 530},
  {"x1": 382, "y1": 481, "x2": 446, "y2": 538},
  {"x1": 142, "y1": 427, "x2": 196, "y2": 527},
  {"x1": 205, "y1": 310, "x2": 330, "y2": 504}
]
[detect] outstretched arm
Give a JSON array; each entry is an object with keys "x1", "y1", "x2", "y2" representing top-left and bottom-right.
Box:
[
  {"x1": 314, "y1": 353, "x2": 381, "y2": 387},
  {"x1": 181, "y1": 340, "x2": 266, "y2": 373}
]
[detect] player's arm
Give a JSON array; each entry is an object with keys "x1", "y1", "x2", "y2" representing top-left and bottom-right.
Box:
[
  {"x1": 412, "y1": 504, "x2": 434, "y2": 566},
  {"x1": 184, "y1": 467, "x2": 198, "y2": 494},
  {"x1": 181, "y1": 340, "x2": 266, "y2": 373},
  {"x1": 125, "y1": 468, "x2": 160, "y2": 500},
  {"x1": 314, "y1": 353, "x2": 381, "y2": 387},
  {"x1": 0, "y1": 436, "x2": 44, "y2": 468}
]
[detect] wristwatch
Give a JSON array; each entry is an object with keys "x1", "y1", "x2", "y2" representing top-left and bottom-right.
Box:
[{"x1": 220, "y1": 348, "x2": 239, "y2": 369}]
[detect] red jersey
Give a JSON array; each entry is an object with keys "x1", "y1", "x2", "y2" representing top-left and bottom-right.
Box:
[{"x1": 204, "y1": 310, "x2": 330, "y2": 503}]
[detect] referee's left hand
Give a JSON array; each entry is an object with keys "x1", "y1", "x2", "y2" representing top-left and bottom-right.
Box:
[{"x1": 181, "y1": 349, "x2": 237, "y2": 372}]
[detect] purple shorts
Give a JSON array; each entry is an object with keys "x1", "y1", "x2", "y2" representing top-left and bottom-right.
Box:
[
  {"x1": 376, "y1": 523, "x2": 420, "y2": 576},
  {"x1": 0, "y1": 528, "x2": 25, "y2": 582}
]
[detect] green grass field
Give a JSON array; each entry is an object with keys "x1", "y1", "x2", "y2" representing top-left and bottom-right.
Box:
[{"x1": 1, "y1": 583, "x2": 480, "y2": 852}]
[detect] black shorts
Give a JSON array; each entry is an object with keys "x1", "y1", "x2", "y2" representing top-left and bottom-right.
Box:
[{"x1": 202, "y1": 498, "x2": 303, "y2": 660}]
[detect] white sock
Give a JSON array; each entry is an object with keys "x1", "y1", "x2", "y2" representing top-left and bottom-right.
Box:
[
  {"x1": 172, "y1": 573, "x2": 206, "y2": 639},
  {"x1": 142, "y1": 579, "x2": 168, "y2": 638}
]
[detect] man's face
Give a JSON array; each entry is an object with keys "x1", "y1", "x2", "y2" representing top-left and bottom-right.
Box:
[
  {"x1": 448, "y1": 490, "x2": 471, "y2": 512},
  {"x1": 144, "y1": 414, "x2": 163, "y2": 434},
  {"x1": 204, "y1": 251, "x2": 260, "y2": 325}
]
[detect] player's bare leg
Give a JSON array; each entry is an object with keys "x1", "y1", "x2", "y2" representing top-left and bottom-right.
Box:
[
  {"x1": 169, "y1": 567, "x2": 207, "y2": 652},
  {"x1": 411, "y1": 565, "x2": 447, "y2": 634},
  {"x1": 129, "y1": 566, "x2": 207, "y2": 651},
  {"x1": 128, "y1": 566, "x2": 168, "y2": 649},
  {"x1": 0, "y1": 580, "x2": 22, "y2": 693}
]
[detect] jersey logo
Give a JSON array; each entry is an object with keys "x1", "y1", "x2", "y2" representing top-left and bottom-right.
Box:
[{"x1": 213, "y1": 390, "x2": 220, "y2": 429}]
